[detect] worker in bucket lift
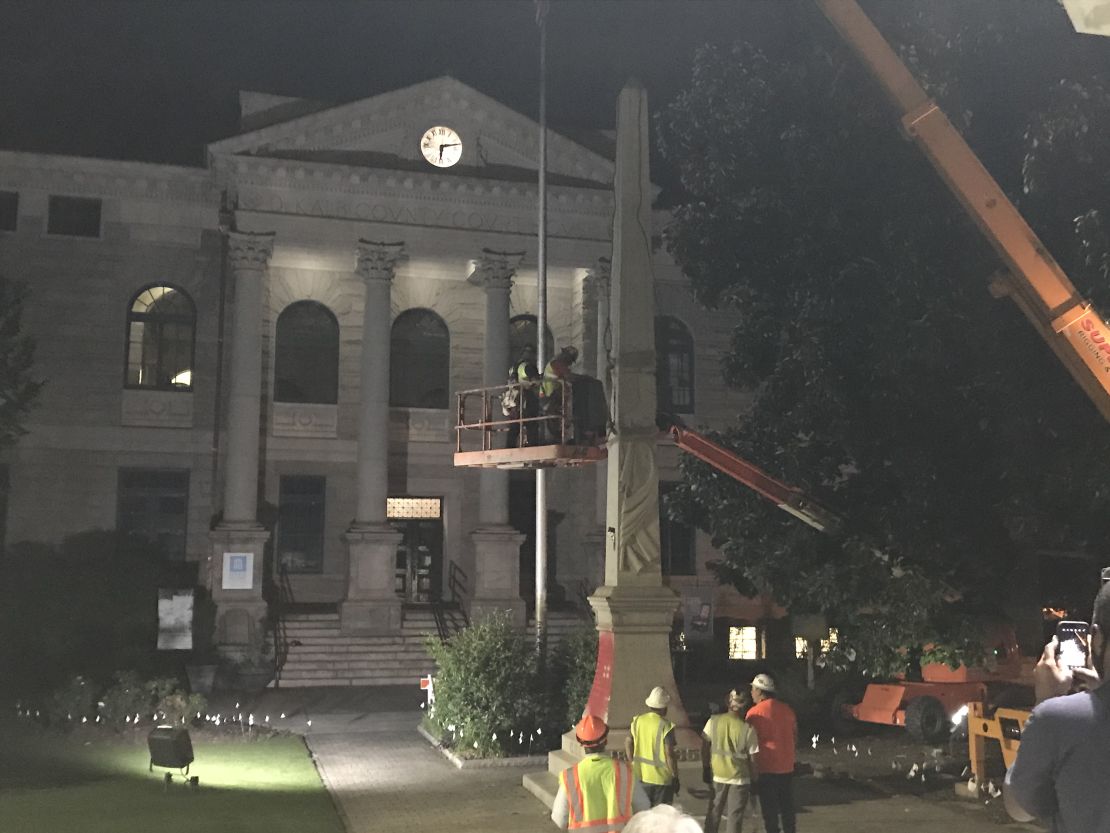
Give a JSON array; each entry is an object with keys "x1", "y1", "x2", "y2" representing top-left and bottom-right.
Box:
[
  {"x1": 626, "y1": 686, "x2": 679, "y2": 806},
  {"x1": 552, "y1": 714, "x2": 651, "y2": 831},
  {"x1": 540, "y1": 345, "x2": 578, "y2": 442},
  {"x1": 506, "y1": 343, "x2": 540, "y2": 447}
]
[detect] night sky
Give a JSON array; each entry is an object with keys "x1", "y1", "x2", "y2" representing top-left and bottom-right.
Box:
[
  {"x1": 0, "y1": 1, "x2": 793, "y2": 166},
  {"x1": 0, "y1": 1, "x2": 1106, "y2": 174}
]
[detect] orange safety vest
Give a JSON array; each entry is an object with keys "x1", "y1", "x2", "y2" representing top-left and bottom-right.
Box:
[{"x1": 560, "y1": 754, "x2": 635, "y2": 832}]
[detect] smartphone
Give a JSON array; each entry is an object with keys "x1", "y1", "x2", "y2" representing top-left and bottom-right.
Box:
[{"x1": 1056, "y1": 620, "x2": 1090, "y2": 668}]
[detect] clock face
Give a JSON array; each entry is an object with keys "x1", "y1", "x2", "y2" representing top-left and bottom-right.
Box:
[{"x1": 420, "y1": 126, "x2": 463, "y2": 168}]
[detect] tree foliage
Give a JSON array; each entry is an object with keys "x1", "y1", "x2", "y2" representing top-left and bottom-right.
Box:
[
  {"x1": 0, "y1": 273, "x2": 43, "y2": 448},
  {"x1": 656, "y1": 4, "x2": 1110, "y2": 674}
]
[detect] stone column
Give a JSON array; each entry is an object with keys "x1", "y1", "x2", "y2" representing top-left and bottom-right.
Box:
[
  {"x1": 208, "y1": 230, "x2": 274, "y2": 655},
  {"x1": 468, "y1": 249, "x2": 527, "y2": 626},
  {"x1": 341, "y1": 240, "x2": 406, "y2": 634}
]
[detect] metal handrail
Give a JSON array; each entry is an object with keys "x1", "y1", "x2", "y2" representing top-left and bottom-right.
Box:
[
  {"x1": 455, "y1": 378, "x2": 573, "y2": 452},
  {"x1": 272, "y1": 564, "x2": 295, "y2": 688}
]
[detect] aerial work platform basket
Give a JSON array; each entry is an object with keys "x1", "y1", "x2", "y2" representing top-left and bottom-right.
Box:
[{"x1": 454, "y1": 378, "x2": 607, "y2": 469}]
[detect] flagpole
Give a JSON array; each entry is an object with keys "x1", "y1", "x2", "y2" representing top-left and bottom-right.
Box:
[{"x1": 534, "y1": 0, "x2": 549, "y2": 670}]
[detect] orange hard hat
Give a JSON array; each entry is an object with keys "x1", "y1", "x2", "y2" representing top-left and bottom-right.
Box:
[{"x1": 575, "y1": 714, "x2": 609, "y2": 744}]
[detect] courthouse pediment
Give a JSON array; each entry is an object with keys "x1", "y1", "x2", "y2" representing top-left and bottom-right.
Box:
[{"x1": 210, "y1": 76, "x2": 614, "y2": 187}]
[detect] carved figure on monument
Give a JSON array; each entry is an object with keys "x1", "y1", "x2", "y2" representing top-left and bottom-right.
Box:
[{"x1": 617, "y1": 440, "x2": 662, "y2": 574}]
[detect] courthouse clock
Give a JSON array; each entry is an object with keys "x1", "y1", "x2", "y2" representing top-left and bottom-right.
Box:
[{"x1": 420, "y1": 125, "x2": 463, "y2": 167}]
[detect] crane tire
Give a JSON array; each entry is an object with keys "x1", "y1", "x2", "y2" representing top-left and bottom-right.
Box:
[{"x1": 905, "y1": 696, "x2": 949, "y2": 743}]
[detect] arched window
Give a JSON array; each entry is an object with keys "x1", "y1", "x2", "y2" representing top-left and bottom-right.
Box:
[
  {"x1": 509, "y1": 314, "x2": 555, "y2": 367},
  {"x1": 655, "y1": 316, "x2": 695, "y2": 414},
  {"x1": 390, "y1": 308, "x2": 450, "y2": 408},
  {"x1": 274, "y1": 301, "x2": 339, "y2": 404},
  {"x1": 125, "y1": 285, "x2": 196, "y2": 390}
]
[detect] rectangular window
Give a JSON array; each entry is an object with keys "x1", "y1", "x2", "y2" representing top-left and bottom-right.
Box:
[
  {"x1": 277, "y1": 475, "x2": 326, "y2": 574},
  {"x1": 659, "y1": 483, "x2": 696, "y2": 576},
  {"x1": 47, "y1": 195, "x2": 102, "y2": 237},
  {"x1": 728, "y1": 625, "x2": 760, "y2": 660},
  {"x1": 0, "y1": 191, "x2": 18, "y2": 232},
  {"x1": 117, "y1": 468, "x2": 190, "y2": 560}
]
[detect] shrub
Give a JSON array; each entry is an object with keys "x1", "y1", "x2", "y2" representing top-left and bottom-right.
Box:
[
  {"x1": 98, "y1": 671, "x2": 150, "y2": 729},
  {"x1": 425, "y1": 612, "x2": 549, "y2": 757},
  {"x1": 45, "y1": 675, "x2": 96, "y2": 727},
  {"x1": 157, "y1": 691, "x2": 208, "y2": 725},
  {"x1": 550, "y1": 624, "x2": 598, "y2": 729}
]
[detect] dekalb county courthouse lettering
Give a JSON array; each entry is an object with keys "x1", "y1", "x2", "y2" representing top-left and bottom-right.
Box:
[{"x1": 0, "y1": 77, "x2": 769, "y2": 683}]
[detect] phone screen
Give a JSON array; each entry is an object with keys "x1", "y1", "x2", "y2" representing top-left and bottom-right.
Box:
[{"x1": 1057, "y1": 621, "x2": 1090, "y2": 668}]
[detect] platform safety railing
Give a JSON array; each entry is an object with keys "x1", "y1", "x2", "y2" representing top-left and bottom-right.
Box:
[{"x1": 455, "y1": 378, "x2": 573, "y2": 452}]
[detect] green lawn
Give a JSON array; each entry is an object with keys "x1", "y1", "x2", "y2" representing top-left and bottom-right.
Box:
[{"x1": 0, "y1": 718, "x2": 344, "y2": 833}]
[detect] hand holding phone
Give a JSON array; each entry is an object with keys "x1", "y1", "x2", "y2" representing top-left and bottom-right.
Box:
[{"x1": 1056, "y1": 620, "x2": 1090, "y2": 669}]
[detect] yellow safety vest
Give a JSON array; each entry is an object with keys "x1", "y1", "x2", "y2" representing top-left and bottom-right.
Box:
[
  {"x1": 707, "y1": 713, "x2": 755, "y2": 783},
  {"x1": 629, "y1": 711, "x2": 675, "y2": 786},
  {"x1": 541, "y1": 360, "x2": 565, "y2": 398},
  {"x1": 560, "y1": 754, "x2": 635, "y2": 833}
]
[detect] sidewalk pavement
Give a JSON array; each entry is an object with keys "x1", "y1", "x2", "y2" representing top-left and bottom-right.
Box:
[{"x1": 209, "y1": 686, "x2": 1032, "y2": 833}]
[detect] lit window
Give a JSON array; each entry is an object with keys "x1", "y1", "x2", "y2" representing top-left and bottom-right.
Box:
[
  {"x1": 821, "y1": 628, "x2": 839, "y2": 653},
  {"x1": 387, "y1": 497, "x2": 442, "y2": 519},
  {"x1": 275, "y1": 301, "x2": 339, "y2": 404},
  {"x1": 795, "y1": 636, "x2": 808, "y2": 659},
  {"x1": 125, "y1": 285, "x2": 195, "y2": 390},
  {"x1": 728, "y1": 626, "x2": 759, "y2": 660}
]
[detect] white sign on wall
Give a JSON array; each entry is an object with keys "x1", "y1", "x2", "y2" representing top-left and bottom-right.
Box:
[
  {"x1": 222, "y1": 552, "x2": 254, "y2": 590},
  {"x1": 157, "y1": 588, "x2": 194, "y2": 650}
]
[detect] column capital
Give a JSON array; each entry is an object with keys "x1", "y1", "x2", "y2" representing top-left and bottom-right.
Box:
[
  {"x1": 226, "y1": 230, "x2": 275, "y2": 272},
  {"x1": 356, "y1": 239, "x2": 406, "y2": 282},
  {"x1": 467, "y1": 247, "x2": 525, "y2": 291},
  {"x1": 587, "y1": 256, "x2": 612, "y2": 290}
]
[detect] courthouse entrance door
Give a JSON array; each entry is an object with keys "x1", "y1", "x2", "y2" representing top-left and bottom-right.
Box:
[{"x1": 388, "y1": 497, "x2": 443, "y2": 603}]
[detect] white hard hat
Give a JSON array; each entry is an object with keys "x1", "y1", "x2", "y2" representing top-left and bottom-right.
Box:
[
  {"x1": 645, "y1": 686, "x2": 671, "y2": 709},
  {"x1": 751, "y1": 674, "x2": 776, "y2": 693}
]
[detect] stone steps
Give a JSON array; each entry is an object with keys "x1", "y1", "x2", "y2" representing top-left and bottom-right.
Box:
[{"x1": 274, "y1": 607, "x2": 590, "y2": 687}]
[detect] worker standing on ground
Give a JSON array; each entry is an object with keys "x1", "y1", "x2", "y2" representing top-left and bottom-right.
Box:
[
  {"x1": 702, "y1": 688, "x2": 760, "y2": 833},
  {"x1": 552, "y1": 714, "x2": 651, "y2": 831},
  {"x1": 746, "y1": 674, "x2": 797, "y2": 833},
  {"x1": 540, "y1": 345, "x2": 578, "y2": 442},
  {"x1": 625, "y1": 686, "x2": 680, "y2": 806}
]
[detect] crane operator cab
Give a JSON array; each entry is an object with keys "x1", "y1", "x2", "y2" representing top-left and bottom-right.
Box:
[{"x1": 454, "y1": 345, "x2": 608, "y2": 469}]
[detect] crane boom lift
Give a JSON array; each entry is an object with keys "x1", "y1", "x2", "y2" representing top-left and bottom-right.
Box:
[
  {"x1": 815, "y1": 0, "x2": 1110, "y2": 423},
  {"x1": 667, "y1": 424, "x2": 840, "y2": 533}
]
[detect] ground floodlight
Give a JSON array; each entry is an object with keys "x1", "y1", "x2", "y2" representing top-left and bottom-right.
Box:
[{"x1": 148, "y1": 725, "x2": 194, "y2": 775}]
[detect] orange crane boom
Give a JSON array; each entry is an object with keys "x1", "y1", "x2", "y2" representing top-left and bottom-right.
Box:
[
  {"x1": 668, "y1": 424, "x2": 840, "y2": 533},
  {"x1": 815, "y1": 0, "x2": 1110, "y2": 423}
]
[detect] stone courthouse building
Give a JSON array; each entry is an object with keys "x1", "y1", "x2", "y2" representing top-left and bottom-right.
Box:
[{"x1": 0, "y1": 77, "x2": 765, "y2": 682}]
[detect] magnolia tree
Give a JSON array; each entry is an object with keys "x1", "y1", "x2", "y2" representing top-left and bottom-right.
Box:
[{"x1": 656, "y1": 3, "x2": 1110, "y2": 675}]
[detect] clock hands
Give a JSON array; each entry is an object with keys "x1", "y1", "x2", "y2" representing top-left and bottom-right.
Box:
[{"x1": 438, "y1": 142, "x2": 461, "y2": 162}]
